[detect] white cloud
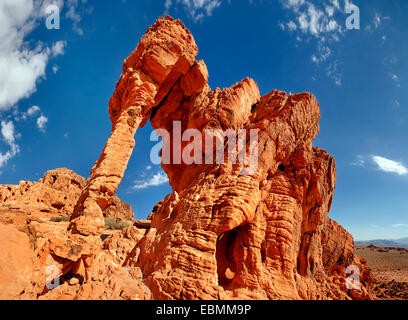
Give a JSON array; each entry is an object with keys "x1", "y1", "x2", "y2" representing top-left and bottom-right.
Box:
[
  {"x1": 287, "y1": 20, "x2": 297, "y2": 31},
  {"x1": 280, "y1": 0, "x2": 344, "y2": 41},
  {"x1": 26, "y1": 105, "x2": 41, "y2": 117},
  {"x1": 66, "y1": 0, "x2": 85, "y2": 35},
  {"x1": 365, "y1": 12, "x2": 382, "y2": 32},
  {"x1": 311, "y1": 44, "x2": 331, "y2": 63},
  {"x1": 51, "y1": 41, "x2": 67, "y2": 57},
  {"x1": 282, "y1": 0, "x2": 305, "y2": 10},
  {"x1": 1, "y1": 121, "x2": 16, "y2": 146},
  {"x1": 52, "y1": 64, "x2": 59, "y2": 74},
  {"x1": 0, "y1": 120, "x2": 19, "y2": 168},
  {"x1": 0, "y1": 150, "x2": 17, "y2": 169},
  {"x1": 374, "y1": 13, "x2": 381, "y2": 28},
  {"x1": 326, "y1": 60, "x2": 343, "y2": 86},
  {"x1": 37, "y1": 115, "x2": 48, "y2": 133},
  {"x1": 390, "y1": 74, "x2": 401, "y2": 87},
  {"x1": 0, "y1": 0, "x2": 67, "y2": 111},
  {"x1": 384, "y1": 56, "x2": 398, "y2": 65},
  {"x1": 133, "y1": 171, "x2": 169, "y2": 190},
  {"x1": 15, "y1": 105, "x2": 41, "y2": 121},
  {"x1": 391, "y1": 74, "x2": 399, "y2": 81},
  {"x1": 393, "y1": 224, "x2": 408, "y2": 228},
  {"x1": 381, "y1": 35, "x2": 386, "y2": 43},
  {"x1": 372, "y1": 155, "x2": 408, "y2": 176},
  {"x1": 278, "y1": 0, "x2": 348, "y2": 85},
  {"x1": 165, "y1": 0, "x2": 222, "y2": 22},
  {"x1": 350, "y1": 158, "x2": 365, "y2": 167},
  {"x1": 0, "y1": 0, "x2": 89, "y2": 169}
]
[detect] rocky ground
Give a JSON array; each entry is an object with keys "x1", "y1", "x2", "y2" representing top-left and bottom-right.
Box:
[
  {"x1": 0, "y1": 168, "x2": 374, "y2": 300},
  {"x1": 0, "y1": 168, "x2": 152, "y2": 300},
  {"x1": 356, "y1": 246, "x2": 408, "y2": 300}
]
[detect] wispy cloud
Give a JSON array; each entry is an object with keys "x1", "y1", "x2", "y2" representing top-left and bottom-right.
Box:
[
  {"x1": 165, "y1": 0, "x2": 221, "y2": 22},
  {"x1": 390, "y1": 73, "x2": 401, "y2": 88},
  {"x1": 393, "y1": 224, "x2": 408, "y2": 228},
  {"x1": 0, "y1": 120, "x2": 19, "y2": 169},
  {"x1": 133, "y1": 171, "x2": 169, "y2": 190},
  {"x1": 372, "y1": 155, "x2": 408, "y2": 176},
  {"x1": 325, "y1": 60, "x2": 343, "y2": 86},
  {"x1": 279, "y1": 0, "x2": 344, "y2": 41},
  {"x1": 0, "y1": 0, "x2": 90, "y2": 169},
  {"x1": 278, "y1": 0, "x2": 349, "y2": 86},
  {"x1": 0, "y1": 0, "x2": 66, "y2": 111},
  {"x1": 37, "y1": 115, "x2": 48, "y2": 133},
  {"x1": 26, "y1": 105, "x2": 41, "y2": 117},
  {"x1": 365, "y1": 12, "x2": 390, "y2": 32},
  {"x1": 311, "y1": 43, "x2": 331, "y2": 64},
  {"x1": 14, "y1": 105, "x2": 49, "y2": 133},
  {"x1": 13, "y1": 105, "x2": 41, "y2": 121},
  {"x1": 384, "y1": 56, "x2": 398, "y2": 65},
  {"x1": 1, "y1": 121, "x2": 17, "y2": 147},
  {"x1": 350, "y1": 155, "x2": 365, "y2": 167},
  {"x1": 352, "y1": 154, "x2": 408, "y2": 176},
  {"x1": 278, "y1": 1, "x2": 391, "y2": 87},
  {"x1": 65, "y1": 0, "x2": 90, "y2": 35},
  {"x1": 51, "y1": 40, "x2": 67, "y2": 57}
]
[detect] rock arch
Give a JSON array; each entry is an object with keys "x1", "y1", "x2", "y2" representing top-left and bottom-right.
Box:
[{"x1": 67, "y1": 16, "x2": 370, "y2": 300}]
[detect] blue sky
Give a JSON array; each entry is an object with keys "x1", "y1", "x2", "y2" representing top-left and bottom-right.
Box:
[{"x1": 0, "y1": 0, "x2": 407, "y2": 241}]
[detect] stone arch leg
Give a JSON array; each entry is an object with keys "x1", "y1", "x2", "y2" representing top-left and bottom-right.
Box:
[{"x1": 69, "y1": 107, "x2": 143, "y2": 236}]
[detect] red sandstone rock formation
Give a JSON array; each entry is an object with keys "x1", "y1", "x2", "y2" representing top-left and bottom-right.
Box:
[
  {"x1": 0, "y1": 169, "x2": 145, "y2": 300},
  {"x1": 0, "y1": 169, "x2": 142, "y2": 299},
  {"x1": 0, "y1": 16, "x2": 374, "y2": 300},
  {"x1": 0, "y1": 223, "x2": 37, "y2": 299},
  {"x1": 0, "y1": 168, "x2": 134, "y2": 223},
  {"x1": 69, "y1": 17, "x2": 199, "y2": 236}
]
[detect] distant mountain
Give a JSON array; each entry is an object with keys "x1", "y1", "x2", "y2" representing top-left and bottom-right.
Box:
[
  {"x1": 398, "y1": 237, "x2": 408, "y2": 246},
  {"x1": 355, "y1": 237, "x2": 408, "y2": 248}
]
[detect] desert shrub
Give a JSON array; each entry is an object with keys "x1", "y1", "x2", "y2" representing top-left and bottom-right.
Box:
[
  {"x1": 27, "y1": 232, "x2": 38, "y2": 250},
  {"x1": 50, "y1": 215, "x2": 70, "y2": 222},
  {"x1": 104, "y1": 217, "x2": 132, "y2": 230},
  {"x1": 19, "y1": 224, "x2": 37, "y2": 251}
]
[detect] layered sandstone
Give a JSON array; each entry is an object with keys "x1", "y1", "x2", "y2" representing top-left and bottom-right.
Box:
[
  {"x1": 69, "y1": 17, "x2": 199, "y2": 236},
  {"x1": 0, "y1": 170, "x2": 146, "y2": 300},
  {"x1": 0, "y1": 170, "x2": 143, "y2": 299},
  {"x1": 0, "y1": 16, "x2": 374, "y2": 300},
  {"x1": 0, "y1": 168, "x2": 134, "y2": 223}
]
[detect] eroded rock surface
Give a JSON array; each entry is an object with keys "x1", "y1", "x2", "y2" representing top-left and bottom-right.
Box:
[
  {"x1": 0, "y1": 16, "x2": 374, "y2": 300},
  {"x1": 69, "y1": 17, "x2": 199, "y2": 236},
  {"x1": 0, "y1": 169, "x2": 143, "y2": 300},
  {"x1": 0, "y1": 168, "x2": 134, "y2": 223}
]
